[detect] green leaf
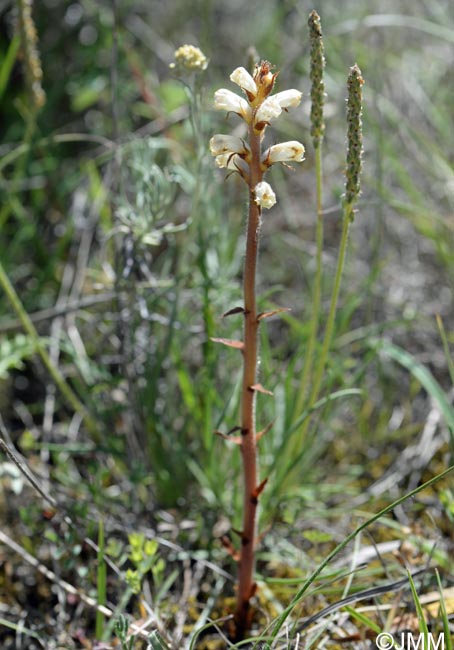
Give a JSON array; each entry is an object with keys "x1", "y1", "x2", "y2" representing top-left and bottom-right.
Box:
[
  {"x1": 407, "y1": 569, "x2": 430, "y2": 637},
  {"x1": 0, "y1": 334, "x2": 43, "y2": 379},
  {"x1": 303, "y1": 530, "x2": 333, "y2": 544},
  {"x1": 158, "y1": 80, "x2": 187, "y2": 112},
  {"x1": 368, "y1": 338, "x2": 454, "y2": 433},
  {"x1": 0, "y1": 35, "x2": 21, "y2": 102},
  {"x1": 436, "y1": 569, "x2": 452, "y2": 650},
  {"x1": 128, "y1": 532, "x2": 145, "y2": 550},
  {"x1": 148, "y1": 630, "x2": 171, "y2": 650},
  {"x1": 125, "y1": 569, "x2": 141, "y2": 594},
  {"x1": 144, "y1": 539, "x2": 158, "y2": 557},
  {"x1": 68, "y1": 76, "x2": 107, "y2": 112}
]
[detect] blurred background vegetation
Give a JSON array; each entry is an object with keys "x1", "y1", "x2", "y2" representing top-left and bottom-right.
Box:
[{"x1": 1, "y1": 0, "x2": 453, "y2": 647}]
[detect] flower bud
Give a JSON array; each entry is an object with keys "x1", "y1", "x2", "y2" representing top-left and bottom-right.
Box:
[
  {"x1": 230, "y1": 67, "x2": 258, "y2": 99},
  {"x1": 254, "y1": 182, "x2": 276, "y2": 209}
]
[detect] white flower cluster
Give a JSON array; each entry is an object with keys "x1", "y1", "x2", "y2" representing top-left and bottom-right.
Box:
[
  {"x1": 169, "y1": 44, "x2": 208, "y2": 72},
  {"x1": 210, "y1": 62, "x2": 305, "y2": 209}
]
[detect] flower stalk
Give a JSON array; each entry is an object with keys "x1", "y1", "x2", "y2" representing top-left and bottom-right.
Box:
[
  {"x1": 210, "y1": 61, "x2": 304, "y2": 639},
  {"x1": 236, "y1": 119, "x2": 262, "y2": 638},
  {"x1": 295, "y1": 10, "x2": 326, "y2": 419},
  {"x1": 299, "y1": 64, "x2": 364, "y2": 446}
]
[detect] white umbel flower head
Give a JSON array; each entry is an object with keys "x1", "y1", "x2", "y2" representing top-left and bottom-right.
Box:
[
  {"x1": 254, "y1": 181, "x2": 276, "y2": 209},
  {"x1": 209, "y1": 134, "x2": 250, "y2": 158},
  {"x1": 230, "y1": 67, "x2": 258, "y2": 98},
  {"x1": 262, "y1": 141, "x2": 305, "y2": 167},
  {"x1": 169, "y1": 44, "x2": 208, "y2": 72},
  {"x1": 214, "y1": 89, "x2": 252, "y2": 122}
]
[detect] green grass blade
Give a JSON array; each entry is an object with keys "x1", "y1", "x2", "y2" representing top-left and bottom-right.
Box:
[
  {"x1": 407, "y1": 569, "x2": 430, "y2": 643},
  {"x1": 369, "y1": 338, "x2": 454, "y2": 433},
  {"x1": 95, "y1": 520, "x2": 107, "y2": 640},
  {"x1": 250, "y1": 463, "x2": 454, "y2": 648},
  {"x1": 0, "y1": 617, "x2": 44, "y2": 644},
  {"x1": 435, "y1": 569, "x2": 452, "y2": 650},
  {"x1": 0, "y1": 35, "x2": 20, "y2": 102},
  {"x1": 148, "y1": 630, "x2": 171, "y2": 650},
  {"x1": 436, "y1": 314, "x2": 454, "y2": 387},
  {"x1": 344, "y1": 605, "x2": 382, "y2": 634},
  {"x1": 269, "y1": 389, "x2": 363, "y2": 500}
]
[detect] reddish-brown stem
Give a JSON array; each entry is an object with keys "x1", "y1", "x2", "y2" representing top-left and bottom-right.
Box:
[{"x1": 234, "y1": 118, "x2": 263, "y2": 640}]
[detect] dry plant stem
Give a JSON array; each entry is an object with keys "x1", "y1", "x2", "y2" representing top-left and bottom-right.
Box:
[{"x1": 235, "y1": 120, "x2": 263, "y2": 637}]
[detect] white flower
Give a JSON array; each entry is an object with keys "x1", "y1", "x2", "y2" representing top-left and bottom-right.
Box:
[
  {"x1": 230, "y1": 67, "x2": 258, "y2": 97},
  {"x1": 215, "y1": 153, "x2": 250, "y2": 179},
  {"x1": 262, "y1": 141, "x2": 305, "y2": 166},
  {"x1": 254, "y1": 182, "x2": 276, "y2": 209},
  {"x1": 273, "y1": 89, "x2": 302, "y2": 109},
  {"x1": 255, "y1": 95, "x2": 283, "y2": 125},
  {"x1": 209, "y1": 134, "x2": 250, "y2": 157},
  {"x1": 214, "y1": 89, "x2": 252, "y2": 122},
  {"x1": 254, "y1": 90, "x2": 302, "y2": 129}
]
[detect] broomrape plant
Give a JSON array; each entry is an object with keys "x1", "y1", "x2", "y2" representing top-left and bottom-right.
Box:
[
  {"x1": 209, "y1": 13, "x2": 363, "y2": 642},
  {"x1": 210, "y1": 61, "x2": 305, "y2": 640}
]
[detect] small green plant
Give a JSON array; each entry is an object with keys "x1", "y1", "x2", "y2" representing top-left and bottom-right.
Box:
[
  {"x1": 125, "y1": 532, "x2": 165, "y2": 595},
  {"x1": 114, "y1": 615, "x2": 134, "y2": 650}
]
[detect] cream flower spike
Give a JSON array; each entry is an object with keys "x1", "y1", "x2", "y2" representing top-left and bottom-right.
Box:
[
  {"x1": 254, "y1": 181, "x2": 276, "y2": 209},
  {"x1": 211, "y1": 61, "x2": 303, "y2": 183}
]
